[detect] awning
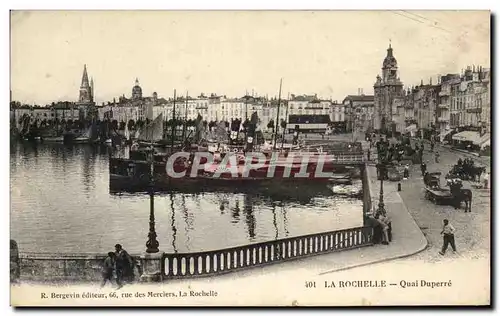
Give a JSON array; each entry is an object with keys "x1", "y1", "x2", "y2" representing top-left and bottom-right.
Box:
[
  {"x1": 481, "y1": 140, "x2": 490, "y2": 149},
  {"x1": 474, "y1": 133, "x2": 490, "y2": 146},
  {"x1": 405, "y1": 124, "x2": 417, "y2": 132},
  {"x1": 452, "y1": 131, "x2": 480, "y2": 143}
]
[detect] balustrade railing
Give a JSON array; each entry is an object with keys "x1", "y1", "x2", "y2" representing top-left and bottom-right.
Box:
[{"x1": 163, "y1": 226, "x2": 373, "y2": 278}]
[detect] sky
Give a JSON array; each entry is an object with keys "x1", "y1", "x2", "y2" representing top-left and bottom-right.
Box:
[{"x1": 10, "y1": 10, "x2": 490, "y2": 105}]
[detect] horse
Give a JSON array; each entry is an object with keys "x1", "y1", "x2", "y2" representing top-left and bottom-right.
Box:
[
  {"x1": 470, "y1": 166, "x2": 486, "y2": 182},
  {"x1": 450, "y1": 187, "x2": 473, "y2": 212}
]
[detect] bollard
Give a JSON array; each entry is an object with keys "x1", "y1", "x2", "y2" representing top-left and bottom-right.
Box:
[{"x1": 397, "y1": 182, "x2": 402, "y2": 192}]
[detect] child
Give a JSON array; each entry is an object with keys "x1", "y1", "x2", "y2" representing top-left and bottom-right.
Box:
[{"x1": 101, "y1": 252, "x2": 116, "y2": 288}]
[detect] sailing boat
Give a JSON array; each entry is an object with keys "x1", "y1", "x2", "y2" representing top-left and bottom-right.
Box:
[
  {"x1": 137, "y1": 113, "x2": 164, "y2": 147},
  {"x1": 41, "y1": 123, "x2": 64, "y2": 143},
  {"x1": 73, "y1": 125, "x2": 92, "y2": 143}
]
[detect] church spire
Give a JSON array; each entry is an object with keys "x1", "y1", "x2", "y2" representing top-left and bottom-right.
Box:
[
  {"x1": 387, "y1": 42, "x2": 393, "y2": 57},
  {"x1": 81, "y1": 64, "x2": 90, "y2": 88}
]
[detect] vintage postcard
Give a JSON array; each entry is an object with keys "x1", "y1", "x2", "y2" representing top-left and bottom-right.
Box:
[{"x1": 9, "y1": 10, "x2": 491, "y2": 307}]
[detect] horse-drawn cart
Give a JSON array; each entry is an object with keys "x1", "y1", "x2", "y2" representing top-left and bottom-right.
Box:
[
  {"x1": 424, "y1": 171, "x2": 442, "y2": 188},
  {"x1": 424, "y1": 187, "x2": 454, "y2": 205}
]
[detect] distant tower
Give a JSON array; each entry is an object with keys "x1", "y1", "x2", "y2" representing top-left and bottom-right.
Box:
[
  {"x1": 373, "y1": 44, "x2": 404, "y2": 131},
  {"x1": 78, "y1": 64, "x2": 93, "y2": 104},
  {"x1": 152, "y1": 92, "x2": 158, "y2": 105},
  {"x1": 90, "y1": 77, "x2": 94, "y2": 102},
  {"x1": 132, "y1": 78, "x2": 142, "y2": 100}
]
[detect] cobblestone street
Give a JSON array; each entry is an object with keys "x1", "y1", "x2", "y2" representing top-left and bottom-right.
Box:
[{"x1": 367, "y1": 137, "x2": 490, "y2": 263}]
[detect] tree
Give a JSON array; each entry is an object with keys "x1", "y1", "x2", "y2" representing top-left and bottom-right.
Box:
[
  {"x1": 208, "y1": 121, "x2": 216, "y2": 130},
  {"x1": 128, "y1": 119, "x2": 135, "y2": 130},
  {"x1": 280, "y1": 119, "x2": 287, "y2": 130},
  {"x1": 267, "y1": 119, "x2": 275, "y2": 131},
  {"x1": 250, "y1": 112, "x2": 259, "y2": 125}
]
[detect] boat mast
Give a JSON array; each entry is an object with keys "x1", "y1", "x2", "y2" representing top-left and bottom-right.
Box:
[
  {"x1": 281, "y1": 92, "x2": 290, "y2": 150},
  {"x1": 182, "y1": 91, "x2": 188, "y2": 142},
  {"x1": 170, "y1": 89, "x2": 177, "y2": 151},
  {"x1": 273, "y1": 78, "x2": 283, "y2": 151},
  {"x1": 245, "y1": 90, "x2": 248, "y2": 121}
]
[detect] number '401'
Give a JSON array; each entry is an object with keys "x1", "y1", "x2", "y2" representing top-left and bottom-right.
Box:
[{"x1": 305, "y1": 281, "x2": 316, "y2": 288}]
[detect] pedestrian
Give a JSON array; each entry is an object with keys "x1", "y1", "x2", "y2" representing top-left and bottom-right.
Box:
[
  {"x1": 101, "y1": 252, "x2": 116, "y2": 288},
  {"x1": 378, "y1": 211, "x2": 392, "y2": 242},
  {"x1": 367, "y1": 149, "x2": 371, "y2": 161},
  {"x1": 375, "y1": 213, "x2": 390, "y2": 245},
  {"x1": 420, "y1": 161, "x2": 427, "y2": 177},
  {"x1": 483, "y1": 171, "x2": 489, "y2": 190},
  {"x1": 115, "y1": 244, "x2": 134, "y2": 289},
  {"x1": 403, "y1": 164, "x2": 410, "y2": 179},
  {"x1": 434, "y1": 151, "x2": 440, "y2": 163},
  {"x1": 439, "y1": 219, "x2": 457, "y2": 255}
]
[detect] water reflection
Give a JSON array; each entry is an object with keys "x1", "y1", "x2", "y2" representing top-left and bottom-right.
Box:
[
  {"x1": 10, "y1": 142, "x2": 364, "y2": 254},
  {"x1": 281, "y1": 204, "x2": 290, "y2": 237},
  {"x1": 243, "y1": 194, "x2": 256, "y2": 240},
  {"x1": 231, "y1": 200, "x2": 240, "y2": 224},
  {"x1": 169, "y1": 193, "x2": 178, "y2": 253},
  {"x1": 271, "y1": 204, "x2": 279, "y2": 240}
]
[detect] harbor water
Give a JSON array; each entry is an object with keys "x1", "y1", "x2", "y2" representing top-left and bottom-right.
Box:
[{"x1": 10, "y1": 142, "x2": 364, "y2": 254}]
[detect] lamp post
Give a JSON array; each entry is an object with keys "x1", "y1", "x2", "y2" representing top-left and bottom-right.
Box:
[
  {"x1": 145, "y1": 143, "x2": 159, "y2": 253},
  {"x1": 377, "y1": 149, "x2": 387, "y2": 214}
]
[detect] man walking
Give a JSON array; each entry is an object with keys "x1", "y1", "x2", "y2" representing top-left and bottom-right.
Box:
[
  {"x1": 420, "y1": 161, "x2": 427, "y2": 177},
  {"x1": 439, "y1": 219, "x2": 457, "y2": 255}
]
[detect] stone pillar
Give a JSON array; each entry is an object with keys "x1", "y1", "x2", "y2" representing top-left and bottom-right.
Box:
[
  {"x1": 140, "y1": 252, "x2": 164, "y2": 282},
  {"x1": 10, "y1": 239, "x2": 20, "y2": 283}
]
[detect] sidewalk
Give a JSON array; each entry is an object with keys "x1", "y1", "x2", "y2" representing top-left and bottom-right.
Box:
[{"x1": 317, "y1": 166, "x2": 428, "y2": 275}]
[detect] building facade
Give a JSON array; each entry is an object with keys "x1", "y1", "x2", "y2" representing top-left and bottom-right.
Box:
[
  {"x1": 373, "y1": 44, "x2": 404, "y2": 132},
  {"x1": 342, "y1": 93, "x2": 374, "y2": 133}
]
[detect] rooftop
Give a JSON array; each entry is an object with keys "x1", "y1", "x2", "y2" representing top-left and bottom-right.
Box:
[{"x1": 343, "y1": 95, "x2": 375, "y2": 102}]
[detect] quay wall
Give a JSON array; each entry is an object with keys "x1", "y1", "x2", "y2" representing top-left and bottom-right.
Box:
[
  {"x1": 362, "y1": 163, "x2": 374, "y2": 219},
  {"x1": 15, "y1": 252, "x2": 142, "y2": 283},
  {"x1": 10, "y1": 163, "x2": 375, "y2": 283}
]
